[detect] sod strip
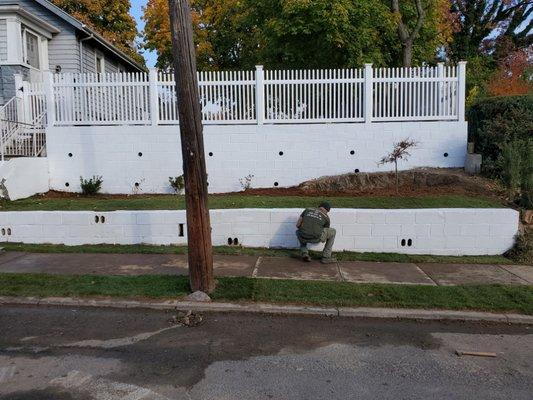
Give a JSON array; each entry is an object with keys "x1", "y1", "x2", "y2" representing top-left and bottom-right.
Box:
[
  {"x1": 0, "y1": 243, "x2": 514, "y2": 265},
  {"x1": 1, "y1": 274, "x2": 531, "y2": 314}
]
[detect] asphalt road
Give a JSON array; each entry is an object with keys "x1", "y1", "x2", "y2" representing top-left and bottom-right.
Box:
[{"x1": 0, "y1": 305, "x2": 532, "y2": 400}]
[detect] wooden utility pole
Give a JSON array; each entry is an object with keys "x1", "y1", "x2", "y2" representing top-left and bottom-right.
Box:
[{"x1": 168, "y1": 0, "x2": 215, "y2": 293}]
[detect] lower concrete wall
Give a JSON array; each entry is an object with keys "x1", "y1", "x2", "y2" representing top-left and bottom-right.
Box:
[
  {"x1": 0, "y1": 158, "x2": 49, "y2": 200},
  {"x1": 0, "y1": 208, "x2": 518, "y2": 255},
  {"x1": 46, "y1": 121, "x2": 468, "y2": 194}
]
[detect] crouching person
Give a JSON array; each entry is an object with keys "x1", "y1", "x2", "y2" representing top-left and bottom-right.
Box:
[{"x1": 296, "y1": 202, "x2": 336, "y2": 264}]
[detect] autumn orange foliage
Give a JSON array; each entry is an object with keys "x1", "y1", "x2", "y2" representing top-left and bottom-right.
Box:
[{"x1": 487, "y1": 48, "x2": 533, "y2": 97}]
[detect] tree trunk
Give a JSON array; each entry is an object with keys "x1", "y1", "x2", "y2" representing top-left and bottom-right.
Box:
[
  {"x1": 168, "y1": 0, "x2": 215, "y2": 293},
  {"x1": 395, "y1": 161, "x2": 399, "y2": 194},
  {"x1": 402, "y1": 41, "x2": 413, "y2": 68}
]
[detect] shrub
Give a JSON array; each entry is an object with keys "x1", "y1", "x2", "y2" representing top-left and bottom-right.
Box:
[
  {"x1": 239, "y1": 174, "x2": 254, "y2": 191},
  {"x1": 169, "y1": 175, "x2": 185, "y2": 194},
  {"x1": 468, "y1": 94, "x2": 533, "y2": 178},
  {"x1": 520, "y1": 140, "x2": 533, "y2": 209},
  {"x1": 79, "y1": 176, "x2": 103, "y2": 196}
]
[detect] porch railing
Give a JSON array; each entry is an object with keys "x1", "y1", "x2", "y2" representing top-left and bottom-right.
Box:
[{"x1": 41, "y1": 62, "x2": 466, "y2": 127}]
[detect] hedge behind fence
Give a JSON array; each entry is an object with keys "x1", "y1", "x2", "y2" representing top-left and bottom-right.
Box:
[{"x1": 468, "y1": 95, "x2": 533, "y2": 178}]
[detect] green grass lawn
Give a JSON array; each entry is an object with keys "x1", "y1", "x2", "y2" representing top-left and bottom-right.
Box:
[
  {"x1": 1, "y1": 273, "x2": 531, "y2": 314},
  {"x1": 0, "y1": 194, "x2": 504, "y2": 212},
  {"x1": 1, "y1": 242, "x2": 514, "y2": 265}
]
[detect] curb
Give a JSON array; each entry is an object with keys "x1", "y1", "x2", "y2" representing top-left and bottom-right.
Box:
[{"x1": 1, "y1": 296, "x2": 532, "y2": 325}]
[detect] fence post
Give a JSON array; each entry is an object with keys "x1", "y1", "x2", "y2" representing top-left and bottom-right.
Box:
[
  {"x1": 364, "y1": 63, "x2": 373, "y2": 123},
  {"x1": 149, "y1": 68, "x2": 159, "y2": 126},
  {"x1": 255, "y1": 65, "x2": 264, "y2": 125},
  {"x1": 437, "y1": 62, "x2": 444, "y2": 117},
  {"x1": 43, "y1": 70, "x2": 55, "y2": 127},
  {"x1": 457, "y1": 61, "x2": 467, "y2": 121}
]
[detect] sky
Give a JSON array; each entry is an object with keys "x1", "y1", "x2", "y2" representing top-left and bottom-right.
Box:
[{"x1": 130, "y1": 0, "x2": 157, "y2": 67}]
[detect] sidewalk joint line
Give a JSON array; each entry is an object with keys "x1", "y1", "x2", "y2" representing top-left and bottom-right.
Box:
[
  {"x1": 0, "y1": 252, "x2": 29, "y2": 266},
  {"x1": 252, "y1": 256, "x2": 262, "y2": 278},
  {"x1": 336, "y1": 262, "x2": 346, "y2": 282},
  {"x1": 497, "y1": 265, "x2": 531, "y2": 285},
  {"x1": 414, "y1": 263, "x2": 439, "y2": 286}
]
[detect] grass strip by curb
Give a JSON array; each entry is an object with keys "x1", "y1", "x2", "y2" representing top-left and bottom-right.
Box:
[
  {"x1": 1, "y1": 242, "x2": 514, "y2": 265},
  {"x1": 1, "y1": 273, "x2": 531, "y2": 314},
  {"x1": 0, "y1": 194, "x2": 503, "y2": 212}
]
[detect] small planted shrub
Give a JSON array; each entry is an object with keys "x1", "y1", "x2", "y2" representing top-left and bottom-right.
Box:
[
  {"x1": 379, "y1": 139, "x2": 418, "y2": 193},
  {"x1": 499, "y1": 139, "x2": 533, "y2": 208},
  {"x1": 468, "y1": 95, "x2": 533, "y2": 178},
  {"x1": 239, "y1": 174, "x2": 254, "y2": 191},
  {"x1": 169, "y1": 175, "x2": 185, "y2": 194},
  {"x1": 80, "y1": 175, "x2": 103, "y2": 196}
]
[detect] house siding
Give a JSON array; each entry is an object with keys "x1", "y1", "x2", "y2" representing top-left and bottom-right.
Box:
[
  {"x1": 0, "y1": 18, "x2": 7, "y2": 61},
  {"x1": 14, "y1": 0, "x2": 80, "y2": 72}
]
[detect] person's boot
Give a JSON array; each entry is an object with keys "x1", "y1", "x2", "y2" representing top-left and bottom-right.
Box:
[
  {"x1": 302, "y1": 253, "x2": 311, "y2": 262},
  {"x1": 320, "y1": 256, "x2": 337, "y2": 264}
]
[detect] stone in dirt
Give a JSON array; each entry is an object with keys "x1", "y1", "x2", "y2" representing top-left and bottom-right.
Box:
[{"x1": 185, "y1": 290, "x2": 211, "y2": 302}]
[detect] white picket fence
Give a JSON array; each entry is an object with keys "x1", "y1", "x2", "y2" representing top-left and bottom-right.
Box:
[{"x1": 38, "y1": 63, "x2": 466, "y2": 127}]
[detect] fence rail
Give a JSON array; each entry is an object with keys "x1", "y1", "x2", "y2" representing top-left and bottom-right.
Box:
[{"x1": 38, "y1": 63, "x2": 466, "y2": 127}]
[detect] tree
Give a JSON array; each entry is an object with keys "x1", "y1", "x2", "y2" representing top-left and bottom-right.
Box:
[
  {"x1": 390, "y1": 0, "x2": 428, "y2": 66},
  {"x1": 168, "y1": 0, "x2": 215, "y2": 293},
  {"x1": 486, "y1": 47, "x2": 533, "y2": 96},
  {"x1": 143, "y1": 0, "x2": 446, "y2": 69},
  {"x1": 51, "y1": 0, "x2": 144, "y2": 65},
  {"x1": 449, "y1": 0, "x2": 533, "y2": 62},
  {"x1": 379, "y1": 139, "x2": 418, "y2": 193}
]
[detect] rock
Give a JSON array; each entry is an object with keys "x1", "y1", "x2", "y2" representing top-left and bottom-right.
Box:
[{"x1": 185, "y1": 291, "x2": 211, "y2": 302}]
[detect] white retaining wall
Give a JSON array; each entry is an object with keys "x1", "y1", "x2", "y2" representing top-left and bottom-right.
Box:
[
  {"x1": 0, "y1": 158, "x2": 49, "y2": 200},
  {"x1": 46, "y1": 121, "x2": 467, "y2": 194},
  {"x1": 0, "y1": 208, "x2": 518, "y2": 256}
]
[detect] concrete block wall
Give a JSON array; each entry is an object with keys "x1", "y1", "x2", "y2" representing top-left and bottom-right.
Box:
[
  {"x1": 0, "y1": 208, "x2": 518, "y2": 256},
  {"x1": 46, "y1": 121, "x2": 467, "y2": 194},
  {"x1": 0, "y1": 158, "x2": 49, "y2": 200}
]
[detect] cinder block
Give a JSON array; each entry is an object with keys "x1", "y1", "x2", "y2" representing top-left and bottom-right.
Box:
[
  {"x1": 489, "y1": 224, "x2": 518, "y2": 237},
  {"x1": 386, "y1": 211, "x2": 416, "y2": 224},
  {"x1": 61, "y1": 213, "x2": 93, "y2": 226},
  {"x1": 342, "y1": 224, "x2": 372, "y2": 236},
  {"x1": 355, "y1": 237, "x2": 383, "y2": 250},
  {"x1": 372, "y1": 224, "x2": 402, "y2": 236},
  {"x1": 415, "y1": 210, "x2": 444, "y2": 224},
  {"x1": 460, "y1": 224, "x2": 490, "y2": 236},
  {"x1": 356, "y1": 211, "x2": 387, "y2": 224}
]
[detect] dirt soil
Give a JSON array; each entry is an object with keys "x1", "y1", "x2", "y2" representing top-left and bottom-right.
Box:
[
  {"x1": 35, "y1": 168, "x2": 504, "y2": 200},
  {"x1": 243, "y1": 168, "x2": 505, "y2": 199}
]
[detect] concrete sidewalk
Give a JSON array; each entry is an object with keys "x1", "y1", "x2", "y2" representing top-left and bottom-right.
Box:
[{"x1": 1, "y1": 250, "x2": 532, "y2": 286}]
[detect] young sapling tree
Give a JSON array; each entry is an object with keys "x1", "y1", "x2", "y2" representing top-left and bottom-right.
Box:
[{"x1": 379, "y1": 139, "x2": 418, "y2": 193}]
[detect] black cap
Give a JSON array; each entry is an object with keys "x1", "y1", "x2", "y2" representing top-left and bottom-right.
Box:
[{"x1": 319, "y1": 201, "x2": 331, "y2": 211}]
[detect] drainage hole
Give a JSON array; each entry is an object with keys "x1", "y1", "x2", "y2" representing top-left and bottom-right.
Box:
[
  {"x1": 279, "y1": 151, "x2": 284, "y2": 156},
  {"x1": 208, "y1": 152, "x2": 213, "y2": 157},
  {"x1": 101, "y1": 216, "x2": 106, "y2": 224},
  {"x1": 444, "y1": 152, "x2": 449, "y2": 157},
  {"x1": 68, "y1": 153, "x2": 73, "y2": 157},
  {"x1": 227, "y1": 237, "x2": 233, "y2": 245},
  {"x1": 179, "y1": 223, "x2": 184, "y2": 237},
  {"x1": 65, "y1": 182, "x2": 70, "y2": 187},
  {"x1": 407, "y1": 239, "x2": 413, "y2": 247},
  {"x1": 95, "y1": 215, "x2": 100, "y2": 223},
  {"x1": 138, "y1": 152, "x2": 143, "y2": 157},
  {"x1": 7, "y1": 228, "x2": 11, "y2": 236},
  {"x1": 401, "y1": 239, "x2": 406, "y2": 247},
  {"x1": 354, "y1": 169, "x2": 360, "y2": 173},
  {"x1": 233, "y1": 237, "x2": 239, "y2": 245},
  {"x1": 134, "y1": 182, "x2": 140, "y2": 187},
  {"x1": 1, "y1": 228, "x2": 5, "y2": 236},
  {"x1": 274, "y1": 182, "x2": 279, "y2": 187},
  {"x1": 350, "y1": 150, "x2": 355, "y2": 155}
]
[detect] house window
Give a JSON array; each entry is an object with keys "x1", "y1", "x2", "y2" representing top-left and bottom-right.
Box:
[
  {"x1": 24, "y1": 30, "x2": 40, "y2": 69},
  {"x1": 96, "y1": 54, "x2": 105, "y2": 74}
]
